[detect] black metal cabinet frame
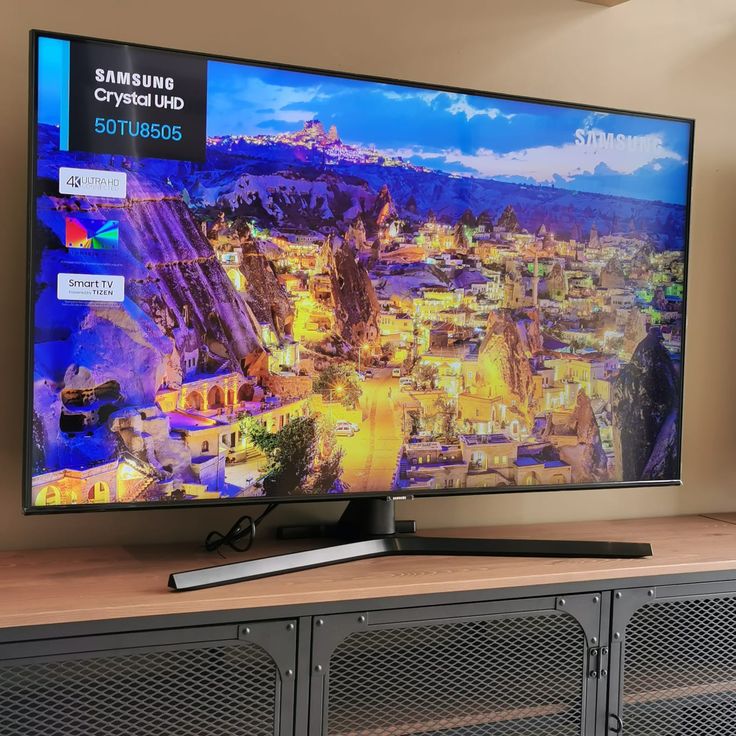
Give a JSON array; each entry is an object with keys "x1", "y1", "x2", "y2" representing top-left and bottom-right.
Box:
[
  {"x1": 607, "y1": 579, "x2": 736, "y2": 736},
  {"x1": 308, "y1": 594, "x2": 604, "y2": 735},
  {"x1": 2, "y1": 572, "x2": 736, "y2": 736},
  {"x1": 0, "y1": 620, "x2": 298, "y2": 736}
]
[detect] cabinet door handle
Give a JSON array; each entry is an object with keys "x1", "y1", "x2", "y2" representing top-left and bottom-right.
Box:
[{"x1": 609, "y1": 713, "x2": 624, "y2": 733}]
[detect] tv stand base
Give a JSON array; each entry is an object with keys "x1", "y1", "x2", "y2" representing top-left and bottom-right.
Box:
[{"x1": 169, "y1": 498, "x2": 652, "y2": 591}]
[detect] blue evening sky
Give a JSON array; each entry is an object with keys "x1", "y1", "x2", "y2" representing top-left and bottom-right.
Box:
[{"x1": 207, "y1": 60, "x2": 691, "y2": 204}]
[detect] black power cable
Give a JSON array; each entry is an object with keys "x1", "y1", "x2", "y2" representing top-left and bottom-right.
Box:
[{"x1": 204, "y1": 503, "x2": 279, "y2": 555}]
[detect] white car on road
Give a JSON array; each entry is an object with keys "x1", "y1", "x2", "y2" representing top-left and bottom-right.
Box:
[{"x1": 334, "y1": 420, "x2": 360, "y2": 437}]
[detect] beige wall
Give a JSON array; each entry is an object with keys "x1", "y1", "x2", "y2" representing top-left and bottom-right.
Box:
[{"x1": 1, "y1": 0, "x2": 734, "y2": 550}]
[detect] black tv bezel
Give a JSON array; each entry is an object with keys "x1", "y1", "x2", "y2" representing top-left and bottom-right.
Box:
[{"x1": 23, "y1": 29, "x2": 694, "y2": 515}]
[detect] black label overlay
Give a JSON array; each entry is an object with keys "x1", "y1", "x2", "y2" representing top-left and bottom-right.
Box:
[{"x1": 68, "y1": 40, "x2": 207, "y2": 162}]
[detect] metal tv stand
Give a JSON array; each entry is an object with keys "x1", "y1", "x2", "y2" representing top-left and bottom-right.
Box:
[{"x1": 167, "y1": 498, "x2": 652, "y2": 591}]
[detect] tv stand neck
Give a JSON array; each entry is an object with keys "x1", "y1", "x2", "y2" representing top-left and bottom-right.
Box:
[{"x1": 277, "y1": 497, "x2": 416, "y2": 541}]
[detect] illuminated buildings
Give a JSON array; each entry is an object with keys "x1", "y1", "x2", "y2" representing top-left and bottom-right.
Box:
[
  {"x1": 543, "y1": 354, "x2": 620, "y2": 406},
  {"x1": 396, "y1": 434, "x2": 572, "y2": 491}
]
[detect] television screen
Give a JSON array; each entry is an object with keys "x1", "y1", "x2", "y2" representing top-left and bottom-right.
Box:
[{"x1": 25, "y1": 32, "x2": 692, "y2": 511}]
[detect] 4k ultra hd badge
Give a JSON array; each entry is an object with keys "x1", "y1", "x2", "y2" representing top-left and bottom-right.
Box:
[{"x1": 67, "y1": 40, "x2": 207, "y2": 161}]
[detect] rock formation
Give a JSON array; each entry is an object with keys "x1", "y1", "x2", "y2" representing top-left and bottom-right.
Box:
[
  {"x1": 453, "y1": 221, "x2": 469, "y2": 250},
  {"x1": 210, "y1": 217, "x2": 294, "y2": 339},
  {"x1": 476, "y1": 210, "x2": 494, "y2": 230},
  {"x1": 623, "y1": 308, "x2": 648, "y2": 356},
  {"x1": 475, "y1": 310, "x2": 537, "y2": 424},
  {"x1": 496, "y1": 204, "x2": 521, "y2": 233},
  {"x1": 546, "y1": 263, "x2": 567, "y2": 301},
  {"x1": 110, "y1": 406, "x2": 192, "y2": 480},
  {"x1": 514, "y1": 308, "x2": 544, "y2": 356},
  {"x1": 545, "y1": 390, "x2": 609, "y2": 482},
  {"x1": 588, "y1": 223, "x2": 600, "y2": 248},
  {"x1": 370, "y1": 184, "x2": 398, "y2": 232},
  {"x1": 279, "y1": 119, "x2": 340, "y2": 148},
  {"x1": 323, "y1": 235, "x2": 380, "y2": 346},
  {"x1": 326, "y1": 124, "x2": 340, "y2": 144},
  {"x1": 240, "y1": 240, "x2": 294, "y2": 338},
  {"x1": 458, "y1": 209, "x2": 477, "y2": 227},
  {"x1": 612, "y1": 329, "x2": 680, "y2": 481},
  {"x1": 344, "y1": 218, "x2": 368, "y2": 253}
]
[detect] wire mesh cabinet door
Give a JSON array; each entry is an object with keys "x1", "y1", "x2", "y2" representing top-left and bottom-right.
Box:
[
  {"x1": 608, "y1": 580, "x2": 736, "y2": 736},
  {"x1": 0, "y1": 619, "x2": 297, "y2": 736},
  {"x1": 310, "y1": 594, "x2": 604, "y2": 736}
]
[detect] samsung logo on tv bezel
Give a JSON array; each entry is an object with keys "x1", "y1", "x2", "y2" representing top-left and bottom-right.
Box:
[{"x1": 58, "y1": 167, "x2": 127, "y2": 198}]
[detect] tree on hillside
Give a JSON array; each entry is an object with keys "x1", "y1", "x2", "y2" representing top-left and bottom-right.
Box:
[
  {"x1": 413, "y1": 362, "x2": 439, "y2": 390},
  {"x1": 432, "y1": 397, "x2": 458, "y2": 442},
  {"x1": 311, "y1": 444, "x2": 346, "y2": 495},
  {"x1": 406, "y1": 409, "x2": 423, "y2": 437},
  {"x1": 245, "y1": 415, "x2": 318, "y2": 496},
  {"x1": 380, "y1": 343, "x2": 395, "y2": 364}
]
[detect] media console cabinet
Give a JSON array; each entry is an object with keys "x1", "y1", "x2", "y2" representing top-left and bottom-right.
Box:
[{"x1": 2, "y1": 513, "x2": 736, "y2": 736}]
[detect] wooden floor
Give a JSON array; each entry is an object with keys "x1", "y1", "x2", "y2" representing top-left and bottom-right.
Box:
[{"x1": 1, "y1": 513, "x2": 736, "y2": 629}]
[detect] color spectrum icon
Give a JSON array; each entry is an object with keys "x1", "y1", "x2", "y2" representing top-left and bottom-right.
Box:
[{"x1": 65, "y1": 217, "x2": 119, "y2": 249}]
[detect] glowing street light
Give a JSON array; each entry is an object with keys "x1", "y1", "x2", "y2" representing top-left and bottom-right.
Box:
[{"x1": 327, "y1": 383, "x2": 345, "y2": 403}]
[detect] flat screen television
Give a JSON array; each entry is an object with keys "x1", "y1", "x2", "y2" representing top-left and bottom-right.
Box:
[{"x1": 25, "y1": 31, "x2": 692, "y2": 524}]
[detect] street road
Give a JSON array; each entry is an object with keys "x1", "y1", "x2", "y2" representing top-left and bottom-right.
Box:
[{"x1": 335, "y1": 368, "x2": 405, "y2": 492}]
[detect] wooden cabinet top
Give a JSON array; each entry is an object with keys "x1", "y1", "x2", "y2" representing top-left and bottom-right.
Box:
[{"x1": 2, "y1": 514, "x2": 736, "y2": 630}]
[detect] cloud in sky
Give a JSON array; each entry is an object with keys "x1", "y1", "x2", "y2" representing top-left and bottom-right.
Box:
[
  {"x1": 439, "y1": 131, "x2": 684, "y2": 182},
  {"x1": 380, "y1": 89, "x2": 514, "y2": 121},
  {"x1": 381, "y1": 89, "x2": 442, "y2": 105},
  {"x1": 444, "y1": 94, "x2": 516, "y2": 122}
]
